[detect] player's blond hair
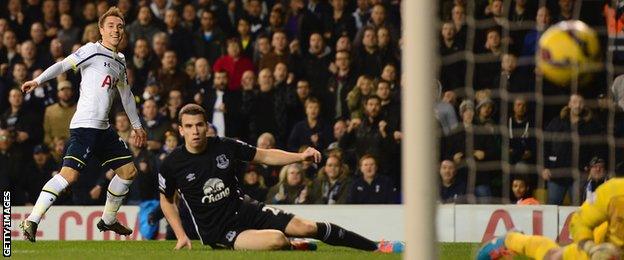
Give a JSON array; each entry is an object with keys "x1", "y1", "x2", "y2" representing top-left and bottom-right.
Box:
[{"x1": 98, "y1": 7, "x2": 125, "y2": 28}]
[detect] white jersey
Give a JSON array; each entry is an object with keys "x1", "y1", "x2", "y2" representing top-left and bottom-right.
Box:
[{"x1": 34, "y1": 41, "x2": 141, "y2": 130}]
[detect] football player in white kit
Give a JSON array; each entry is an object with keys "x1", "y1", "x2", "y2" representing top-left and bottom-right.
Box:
[{"x1": 19, "y1": 7, "x2": 147, "y2": 242}]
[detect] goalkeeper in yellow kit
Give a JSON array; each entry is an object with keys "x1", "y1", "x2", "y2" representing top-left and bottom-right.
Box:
[{"x1": 477, "y1": 162, "x2": 624, "y2": 260}]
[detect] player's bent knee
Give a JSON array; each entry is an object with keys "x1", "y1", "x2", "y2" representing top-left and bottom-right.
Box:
[
  {"x1": 288, "y1": 218, "x2": 317, "y2": 237},
  {"x1": 59, "y1": 167, "x2": 80, "y2": 184},
  {"x1": 115, "y1": 163, "x2": 137, "y2": 180},
  {"x1": 268, "y1": 231, "x2": 290, "y2": 250}
]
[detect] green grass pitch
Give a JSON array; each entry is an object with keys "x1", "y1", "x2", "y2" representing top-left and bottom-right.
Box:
[{"x1": 8, "y1": 241, "x2": 491, "y2": 259}]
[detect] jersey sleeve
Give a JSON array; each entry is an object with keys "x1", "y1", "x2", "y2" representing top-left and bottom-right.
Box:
[
  {"x1": 223, "y1": 137, "x2": 257, "y2": 162},
  {"x1": 116, "y1": 56, "x2": 142, "y2": 129},
  {"x1": 65, "y1": 42, "x2": 97, "y2": 71},
  {"x1": 158, "y1": 161, "x2": 177, "y2": 198}
]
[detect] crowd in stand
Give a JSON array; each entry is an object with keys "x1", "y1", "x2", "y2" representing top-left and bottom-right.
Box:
[
  {"x1": 437, "y1": 0, "x2": 624, "y2": 205},
  {"x1": 0, "y1": 0, "x2": 402, "y2": 206}
]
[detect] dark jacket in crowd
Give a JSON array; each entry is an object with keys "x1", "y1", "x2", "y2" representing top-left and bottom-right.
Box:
[
  {"x1": 347, "y1": 174, "x2": 398, "y2": 204},
  {"x1": 288, "y1": 120, "x2": 333, "y2": 152},
  {"x1": 308, "y1": 176, "x2": 352, "y2": 204}
]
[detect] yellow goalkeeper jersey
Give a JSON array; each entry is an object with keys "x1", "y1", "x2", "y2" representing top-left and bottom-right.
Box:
[{"x1": 570, "y1": 177, "x2": 624, "y2": 248}]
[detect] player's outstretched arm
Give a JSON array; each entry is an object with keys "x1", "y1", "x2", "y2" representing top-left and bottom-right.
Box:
[
  {"x1": 253, "y1": 147, "x2": 321, "y2": 166},
  {"x1": 160, "y1": 193, "x2": 192, "y2": 250},
  {"x1": 21, "y1": 59, "x2": 72, "y2": 93}
]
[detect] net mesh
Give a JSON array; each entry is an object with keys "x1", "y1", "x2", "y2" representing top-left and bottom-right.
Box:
[{"x1": 436, "y1": 0, "x2": 621, "y2": 205}]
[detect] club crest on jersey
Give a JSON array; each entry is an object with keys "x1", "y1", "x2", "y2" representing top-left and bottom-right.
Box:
[
  {"x1": 201, "y1": 178, "x2": 230, "y2": 204},
  {"x1": 216, "y1": 154, "x2": 229, "y2": 169}
]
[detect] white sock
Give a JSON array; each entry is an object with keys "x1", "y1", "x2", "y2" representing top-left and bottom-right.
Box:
[
  {"x1": 27, "y1": 174, "x2": 70, "y2": 224},
  {"x1": 101, "y1": 175, "x2": 133, "y2": 225}
]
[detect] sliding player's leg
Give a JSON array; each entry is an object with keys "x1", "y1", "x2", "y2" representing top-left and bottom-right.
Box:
[
  {"x1": 284, "y1": 217, "x2": 387, "y2": 251},
  {"x1": 233, "y1": 229, "x2": 291, "y2": 250},
  {"x1": 97, "y1": 128, "x2": 136, "y2": 235}
]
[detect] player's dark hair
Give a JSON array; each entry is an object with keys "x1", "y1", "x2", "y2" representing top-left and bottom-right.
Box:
[{"x1": 178, "y1": 104, "x2": 207, "y2": 124}]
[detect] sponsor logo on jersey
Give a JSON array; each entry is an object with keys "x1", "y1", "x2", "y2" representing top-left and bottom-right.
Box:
[
  {"x1": 216, "y1": 154, "x2": 229, "y2": 169},
  {"x1": 201, "y1": 178, "x2": 230, "y2": 204}
]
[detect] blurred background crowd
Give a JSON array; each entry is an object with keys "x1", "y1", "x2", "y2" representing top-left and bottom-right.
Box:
[{"x1": 0, "y1": 0, "x2": 403, "y2": 207}]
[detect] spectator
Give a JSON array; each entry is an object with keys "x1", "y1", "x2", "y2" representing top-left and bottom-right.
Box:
[
  {"x1": 204, "y1": 70, "x2": 242, "y2": 138},
  {"x1": 126, "y1": 6, "x2": 161, "y2": 47},
  {"x1": 158, "y1": 130, "x2": 178, "y2": 162},
  {"x1": 18, "y1": 40, "x2": 46, "y2": 74},
  {"x1": 352, "y1": 26, "x2": 382, "y2": 77},
  {"x1": 542, "y1": 94, "x2": 604, "y2": 205},
  {"x1": 141, "y1": 99, "x2": 172, "y2": 152},
  {"x1": 30, "y1": 22, "x2": 51, "y2": 57},
  {"x1": 188, "y1": 57, "x2": 213, "y2": 104},
  {"x1": 80, "y1": 23, "x2": 100, "y2": 45},
  {"x1": 354, "y1": 4, "x2": 399, "y2": 45},
  {"x1": 180, "y1": 4, "x2": 199, "y2": 33},
  {"x1": 78, "y1": 2, "x2": 97, "y2": 27},
  {"x1": 258, "y1": 30, "x2": 290, "y2": 71},
  {"x1": 522, "y1": 6, "x2": 550, "y2": 56},
  {"x1": 508, "y1": 98, "x2": 535, "y2": 165},
  {"x1": 149, "y1": 50, "x2": 191, "y2": 98},
  {"x1": 57, "y1": 13, "x2": 80, "y2": 54},
  {"x1": 42, "y1": 80, "x2": 76, "y2": 147},
  {"x1": 475, "y1": 29, "x2": 502, "y2": 89},
  {"x1": 264, "y1": 8, "x2": 285, "y2": 37},
  {"x1": 335, "y1": 34, "x2": 352, "y2": 53},
  {"x1": 246, "y1": 68, "x2": 280, "y2": 144},
  {"x1": 352, "y1": 0, "x2": 370, "y2": 30},
  {"x1": 377, "y1": 26, "x2": 399, "y2": 66},
  {"x1": 150, "y1": 0, "x2": 170, "y2": 21},
  {"x1": 435, "y1": 88, "x2": 459, "y2": 136},
  {"x1": 265, "y1": 163, "x2": 309, "y2": 204},
  {"x1": 288, "y1": 97, "x2": 333, "y2": 152},
  {"x1": 340, "y1": 96, "x2": 393, "y2": 173},
  {"x1": 240, "y1": 164, "x2": 268, "y2": 202},
  {"x1": 6, "y1": 0, "x2": 29, "y2": 41},
  {"x1": 328, "y1": 119, "x2": 348, "y2": 150},
  {"x1": 252, "y1": 34, "x2": 271, "y2": 68},
  {"x1": 161, "y1": 90, "x2": 183, "y2": 129},
  {"x1": 287, "y1": 80, "x2": 311, "y2": 130},
  {"x1": 581, "y1": 156, "x2": 607, "y2": 203},
  {"x1": 438, "y1": 160, "x2": 467, "y2": 204},
  {"x1": 301, "y1": 33, "x2": 332, "y2": 99},
  {"x1": 163, "y1": 8, "x2": 193, "y2": 63},
  {"x1": 193, "y1": 10, "x2": 225, "y2": 65},
  {"x1": 347, "y1": 154, "x2": 397, "y2": 204},
  {"x1": 24, "y1": 144, "x2": 57, "y2": 205},
  {"x1": 114, "y1": 112, "x2": 131, "y2": 142},
  {"x1": 475, "y1": 98, "x2": 496, "y2": 126},
  {"x1": 511, "y1": 176, "x2": 539, "y2": 205},
  {"x1": 213, "y1": 38, "x2": 255, "y2": 92},
  {"x1": 127, "y1": 38, "x2": 157, "y2": 94},
  {"x1": 553, "y1": 0, "x2": 573, "y2": 22},
  {"x1": 495, "y1": 53, "x2": 532, "y2": 93},
  {"x1": 285, "y1": 0, "x2": 322, "y2": 52},
  {"x1": 1, "y1": 30, "x2": 20, "y2": 69},
  {"x1": 151, "y1": 32, "x2": 168, "y2": 61},
  {"x1": 49, "y1": 136, "x2": 65, "y2": 165},
  {"x1": 451, "y1": 4, "x2": 467, "y2": 48},
  {"x1": 346, "y1": 75, "x2": 375, "y2": 119},
  {"x1": 324, "y1": 0, "x2": 356, "y2": 45},
  {"x1": 439, "y1": 21, "x2": 465, "y2": 90},
  {"x1": 236, "y1": 18, "x2": 255, "y2": 59},
  {"x1": 308, "y1": 154, "x2": 352, "y2": 204},
  {"x1": 0, "y1": 128, "x2": 26, "y2": 205},
  {"x1": 1, "y1": 88, "x2": 42, "y2": 155},
  {"x1": 244, "y1": 0, "x2": 266, "y2": 36},
  {"x1": 327, "y1": 50, "x2": 357, "y2": 120},
  {"x1": 253, "y1": 132, "x2": 281, "y2": 187}
]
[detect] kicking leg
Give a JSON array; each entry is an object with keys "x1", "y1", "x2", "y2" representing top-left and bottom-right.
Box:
[
  {"x1": 98, "y1": 162, "x2": 136, "y2": 235},
  {"x1": 233, "y1": 229, "x2": 290, "y2": 250},
  {"x1": 284, "y1": 217, "x2": 378, "y2": 251},
  {"x1": 22, "y1": 167, "x2": 78, "y2": 242}
]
